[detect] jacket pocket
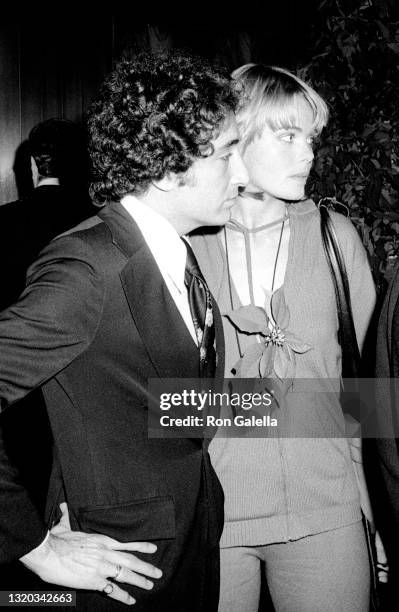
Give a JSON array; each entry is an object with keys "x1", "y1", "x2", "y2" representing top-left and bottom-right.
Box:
[{"x1": 78, "y1": 495, "x2": 175, "y2": 541}]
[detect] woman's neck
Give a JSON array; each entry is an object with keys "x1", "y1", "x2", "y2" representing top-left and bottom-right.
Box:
[{"x1": 230, "y1": 192, "x2": 288, "y2": 229}]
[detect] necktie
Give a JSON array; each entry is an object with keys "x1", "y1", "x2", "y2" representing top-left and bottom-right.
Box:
[{"x1": 183, "y1": 241, "x2": 217, "y2": 378}]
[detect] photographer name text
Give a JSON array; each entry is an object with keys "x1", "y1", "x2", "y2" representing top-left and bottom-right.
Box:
[{"x1": 159, "y1": 414, "x2": 278, "y2": 428}]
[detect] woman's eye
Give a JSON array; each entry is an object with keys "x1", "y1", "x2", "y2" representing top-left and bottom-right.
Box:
[{"x1": 281, "y1": 133, "x2": 295, "y2": 143}]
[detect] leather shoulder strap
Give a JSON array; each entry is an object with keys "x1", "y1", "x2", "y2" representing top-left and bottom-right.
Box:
[{"x1": 318, "y1": 199, "x2": 361, "y2": 378}]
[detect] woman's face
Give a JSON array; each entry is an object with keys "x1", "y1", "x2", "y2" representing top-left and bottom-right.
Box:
[{"x1": 242, "y1": 96, "x2": 317, "y2": 202}]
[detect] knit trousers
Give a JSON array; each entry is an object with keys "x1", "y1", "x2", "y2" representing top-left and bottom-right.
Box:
[{"x1": 218, "y1": 520, "x2": 370, "y2": 612}]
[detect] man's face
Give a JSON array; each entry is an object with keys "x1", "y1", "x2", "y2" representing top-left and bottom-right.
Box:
[{"x1": 179, "y1": 113, "x2": 248, "y2": 232}]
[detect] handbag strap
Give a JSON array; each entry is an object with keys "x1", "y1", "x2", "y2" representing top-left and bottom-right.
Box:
[
  {"x1": 319, "y1": 199, "x2": 380, "y2": 610},
  {"x1": 318, "y1": 198, "x2": 361, "y2": 378}
]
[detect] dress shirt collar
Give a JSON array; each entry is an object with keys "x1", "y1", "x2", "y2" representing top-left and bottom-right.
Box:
[
  {"x1": 121, "y1": 194, "x2": 187, "y2": 293},
  {"x1": 36, "y1": 177, "x2": 60, "y2": 187}
]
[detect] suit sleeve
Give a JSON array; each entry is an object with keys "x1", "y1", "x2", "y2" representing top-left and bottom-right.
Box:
[{"x1": 0, "y1": 234, "x2": 105, "y2": 561}]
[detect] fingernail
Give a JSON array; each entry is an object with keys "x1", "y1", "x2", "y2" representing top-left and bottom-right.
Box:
[
  {"x1": 154, "y1": 568, "x2": 162, "y2": 578},
  {"x1": 145, "y1": 580, "x2": 154, "y2": 590},
  {"x1": 128, "y1": 596, "x2": 136, "y2": 605}
]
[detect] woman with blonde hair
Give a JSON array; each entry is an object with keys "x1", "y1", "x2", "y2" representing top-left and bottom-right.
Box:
[{"x1": 191, "y1": 64, "x2": 375, "y2": 611}]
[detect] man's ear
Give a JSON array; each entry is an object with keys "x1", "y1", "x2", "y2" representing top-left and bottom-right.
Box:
[{"x1": 152, "y1": 172, "x2": 181, "y2": 192}]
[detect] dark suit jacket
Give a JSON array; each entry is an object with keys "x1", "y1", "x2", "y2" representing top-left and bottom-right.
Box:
[
  {"x1": 0, "y1": 185, "x2": 96, "y2": 512},
  {"x1": 0, "y1": 184, "x2": 95, "y2": 311},
  {"x1": 0, "y1": 201, "x2": 224, "y2": 610}
]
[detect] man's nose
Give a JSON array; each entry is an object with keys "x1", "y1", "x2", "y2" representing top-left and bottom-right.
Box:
[{"x1": 231, "y1": 150, "x2": 249, "y2": 187}]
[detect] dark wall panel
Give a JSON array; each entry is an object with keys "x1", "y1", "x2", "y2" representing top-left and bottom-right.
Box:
[
  {"x1": 79, "y1": 18, "x2": 113, "y2": 118},
  {"x1": 20, "y1": 24, "x2": 47, "y2": 140},
  {"x1": 0, "y1": 18, "x2": 112, "y2": 205},
  {"x1": 0, "y1": 24, "x2": 21, "y2": 204}
]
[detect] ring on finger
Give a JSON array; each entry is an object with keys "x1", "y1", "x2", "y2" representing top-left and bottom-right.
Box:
[
  {"x1": 103, "y1": 582, "x2": 114, "y2": 595},
  {"x1": 113, "y1": 564, "x2": 123, "y2": 580}
]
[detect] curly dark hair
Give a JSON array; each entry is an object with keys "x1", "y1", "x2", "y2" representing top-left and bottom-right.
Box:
[{"x1": 88, "y1": 51, "x2": 238, "y2": 204}]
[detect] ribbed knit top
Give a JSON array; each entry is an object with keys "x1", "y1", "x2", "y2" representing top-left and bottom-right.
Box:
[{"x1": 191, "y1": 200, "x2": 376, "y2": 547}]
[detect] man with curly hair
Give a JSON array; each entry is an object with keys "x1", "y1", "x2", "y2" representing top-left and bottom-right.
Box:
[{"x1": 0, "y1": 51, "x2": 247, "y2": 610}]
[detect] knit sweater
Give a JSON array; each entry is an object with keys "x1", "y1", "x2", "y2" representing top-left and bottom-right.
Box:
[{"x1": 191, "y1": 200, "x2": 376, "y2": 547}]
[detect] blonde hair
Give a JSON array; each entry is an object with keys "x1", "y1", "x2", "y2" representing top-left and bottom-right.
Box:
[{"x1": 232, "y1": 64, "x2": 329, "y2": 148}]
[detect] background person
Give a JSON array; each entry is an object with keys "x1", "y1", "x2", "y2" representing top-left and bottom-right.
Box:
[{"x1": 0, "y1": 117, "x2": 95, "y2": 312}]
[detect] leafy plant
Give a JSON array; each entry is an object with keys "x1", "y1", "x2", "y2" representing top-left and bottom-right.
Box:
[{"x1": 302, "y1": 0, "x2": 399, "y2": 291}]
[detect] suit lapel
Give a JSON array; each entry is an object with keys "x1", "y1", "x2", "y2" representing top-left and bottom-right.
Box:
[
  {"x1": 120, "y1": 253, "x2": 199, "y2": 379},
  {"x1": 100, "y1": 202, "x2": 226, "y2": 446},
  {"x1": 99, "y1": 202, "x2": 199, "y2": 379}
]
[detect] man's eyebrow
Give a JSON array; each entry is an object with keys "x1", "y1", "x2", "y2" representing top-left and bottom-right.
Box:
[{"x1": 217, "y1": 137, "x2": 240, "y2": 151}]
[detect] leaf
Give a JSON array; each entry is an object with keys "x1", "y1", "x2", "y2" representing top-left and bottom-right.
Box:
[
  {"x1": 274, "y1": 348, "x2": 289, "y2": 380},
  {"x1": 376, "y1": 20, "x2": 390, "y2": 41},
  {"x1": 283, "y1": 347, "x2": 296, "y2": 380},
  {"x1": 270, "y1": 289, "x2": 290, "y2": 329},
  {"x1": 259, "y1": 344, "x2": 276, "y2": 378},
  {"x1": 362, "y1": 125, "x2": 376, "y2": 138},
  {"x1": 223, "y1": 305, "x2": 268, "y2": 335},
  {"x1": 284, "y1": 332, "x2": 313, "y2": 354},
  {"x1": 242, "y1": 358, "x2": 263, "y2": 379},
  {"x1": 236, "y1": 342, "x2": 265, "y2": 377}
]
